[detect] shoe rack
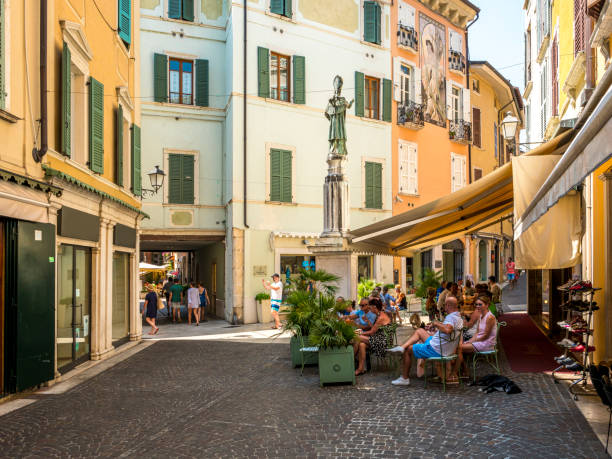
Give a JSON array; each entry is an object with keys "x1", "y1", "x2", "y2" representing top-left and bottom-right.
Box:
[{"x1": 552, "y1": 281, "x2": 600, "y2": 400}]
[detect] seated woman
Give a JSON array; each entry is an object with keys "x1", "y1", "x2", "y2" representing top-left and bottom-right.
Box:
[
  {"x1": 353, "y1": 298, "x2": 392, "y2": 376},
  {"x1": 452, "y1": 291, "x2": 497, "y2": 380}
]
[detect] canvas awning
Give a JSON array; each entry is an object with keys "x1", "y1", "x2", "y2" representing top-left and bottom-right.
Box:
[{"x1": 349, "y1": 130, "x2": 574, "y2": 257}]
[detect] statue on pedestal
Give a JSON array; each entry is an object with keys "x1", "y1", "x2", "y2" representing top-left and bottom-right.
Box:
[{"x1": 325, "y1": 76, "x2": 353, "y2": 157}]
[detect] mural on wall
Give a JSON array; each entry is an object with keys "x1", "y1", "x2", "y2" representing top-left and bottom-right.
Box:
[{"x1": 419, "y1": 14, "x2": 446, "y2": 127}]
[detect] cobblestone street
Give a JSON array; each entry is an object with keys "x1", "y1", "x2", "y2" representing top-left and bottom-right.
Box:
[{"x1": 0, "y1": 336, "x2": 606, "y2": 458}]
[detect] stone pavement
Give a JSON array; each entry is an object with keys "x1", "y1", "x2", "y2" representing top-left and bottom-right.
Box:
[{"x1": 0, "y1": 336, "x2": 606, "y2": 458}]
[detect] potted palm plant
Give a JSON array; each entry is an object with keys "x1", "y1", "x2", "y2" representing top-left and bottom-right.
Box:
[{"x1": 255, "y1": 292, "x2": 271, "y2": 323}]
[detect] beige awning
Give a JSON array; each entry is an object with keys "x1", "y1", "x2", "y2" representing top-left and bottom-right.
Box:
[{"x1": 349, "y1": 130, "x2": 574, "y2": 257}]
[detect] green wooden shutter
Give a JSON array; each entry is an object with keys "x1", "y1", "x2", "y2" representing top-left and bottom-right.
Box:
[
  {"x1": 118, "y1": 0, "x2": 131, "y2": 44},
  {"x1": 88, "y1": 77, "x2": 104, "y2": 174},
  {"x1": 182, "y1": 154, "x2": 195, "y2": 204},
  {"x1": 258, "y1": 47, "x2": 270, "y2": 98},
  {"x1": 154, "y1": 53, "x2": 168, "y2": 103},
  {"x1": 168, "y1": 154, "x2": 182, "y2": 203},
  {"x1": 168, "y1": 0, "x2": 181, "y2": 18},
  {"x1": 182, "y1": 0, "x2": 194, "y2": 21},
  {"x1": 131, "y1": 124, "x2": 142, "y2": 196},
  {"x1": 374, "y1": 2, "x2": 381, "y2": 45},
  {"x1": 115, "y1": 105, "x2": 123, "y2": 186},
  {"x1": 280, "y1": 150, "x2": 292, "y2": 202},
  {"x1": 365, "y1": 162, "x2": 374, "y2": 208},
  {"x1": 382, "y1": 78, "x2": 392, "y2": 122},
  {"x1": 293, "y1": 55, "x2": 305, "y2": 104},
  {"x1": 270, "y1": 149, "x2": 281, "y2": 202},
  {"x1": 0, "y1": 0, "x2": 4, "y2": 110},
  {"x1": 270, "y1": 0, "x2": 284, "y2": 15},
  {"x1": 355, "y1": 71, "x2": 364, "y2": 117},
  {"x1": 195, "y1": 59, "x2": 209, "y2": 107},
  {"x1": 364, "y1": 1, "x2": 377, "y2": 43},
  {"x1": 373, "y1": 162, "x2": 382, "y2": 209},
  {"x1": 284, "y1": 0, "x2": 292, "y2": 18},
  {"x1": 61, "y1": 42, "x2": 71, "y2": 156}
]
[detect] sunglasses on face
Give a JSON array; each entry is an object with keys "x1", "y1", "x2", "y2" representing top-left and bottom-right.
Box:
[{"x1": 475, "y1": 302, "x2": 485, "y2": 307}]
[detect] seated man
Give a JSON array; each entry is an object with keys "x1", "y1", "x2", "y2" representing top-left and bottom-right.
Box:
[
  {"x1": 345, "y1": 299, "x2": 376, "y2": 330},
  {"x1": 388, "y1": 296, "x2": 463, "y2": 386}
]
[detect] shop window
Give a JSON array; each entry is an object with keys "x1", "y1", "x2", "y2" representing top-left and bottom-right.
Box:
[{"x1": 112, "y1": 252, "x2": 130, "y2": 343}]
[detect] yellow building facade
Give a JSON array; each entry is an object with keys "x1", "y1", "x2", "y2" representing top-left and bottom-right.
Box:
[{"x1": 0, "y1": 0, "x2": 142, "y2": 395}]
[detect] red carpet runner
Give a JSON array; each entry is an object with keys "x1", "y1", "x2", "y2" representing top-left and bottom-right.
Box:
[{"x1": 498, "y1": 313, "x2": 564, "y2": 373}]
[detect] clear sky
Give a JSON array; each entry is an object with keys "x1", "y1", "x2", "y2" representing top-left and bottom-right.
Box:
[{"x1": 468, "y1": 1, "x2": 525, "y2": 90}]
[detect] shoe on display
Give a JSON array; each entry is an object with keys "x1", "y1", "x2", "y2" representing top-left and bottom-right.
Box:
[
  {"x1": 570, "y1": 281, "x2": 593, "y2": 291},
  {"x1": 571, "y1": 344, "x2": 595, "y2": 353},
  {"x1": 391, "y1": 376, "x2": 411, "y2": 386},
  {"x1": 559, "y1": 338, "x2": 576, "y2": 347},
  {"x1": 565, "y1": 362, "x2": 584, "y2": 371},
  {"x1": 556, "y1": 357, "x2": 575, "y2": 366},
  {"x1": 557, "y1": 280, "x2": 575, "y2": 291}
]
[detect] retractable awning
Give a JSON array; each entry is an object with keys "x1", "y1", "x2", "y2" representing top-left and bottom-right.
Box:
[{"x1": 349, "y1": 130, "x2": 574, "y2": 257}]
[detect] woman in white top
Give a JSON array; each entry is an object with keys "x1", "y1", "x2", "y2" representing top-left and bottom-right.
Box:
[{"x1": 186, "y1": 281, "x2": 201, "y2": 326}]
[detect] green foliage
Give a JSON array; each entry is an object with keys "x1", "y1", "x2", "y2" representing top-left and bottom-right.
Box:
[
  {"x1": 415, "y1": 268, "x2": 443, "y2": 298},
  {"x1": 255, "y1": 292, "x2": 270, "y2": 302},
  {"x1": 384, "y1": 283, "x2": 396, "y2": 290},
  {"x1": 283, "y1": 292, "x2": 346, "y2": 338},
  {"x1": 357, "y1": 278, "x2": 380, "y2": 300},
  {"x1": 309, "y1": 315, "x2": 356, "y2": 350},
  {"x1": 286, "y1": 268, "x2": 339, "y2": 297}
]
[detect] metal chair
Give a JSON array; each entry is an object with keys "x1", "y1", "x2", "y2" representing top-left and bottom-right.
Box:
[
  {"x1": 424, "y1": 327, "x2": 462, "y2": 392},
  {"x1": 471, "y1": 321, "x2": 506, "y2": 382}
]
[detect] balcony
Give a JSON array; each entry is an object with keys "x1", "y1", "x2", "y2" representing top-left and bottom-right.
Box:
[
  {"x1": 397, "y1": 25, "x2": 418, "y2": 53},
  {"x1": 448, "y1": 50, "x2": 466, "y2": 74},
  {"x1": 449, "y1": 119, "x2": 471, "y2": 144},
  {"x1": 397, "y1": 101, "x2": 424, "y2": 130}
]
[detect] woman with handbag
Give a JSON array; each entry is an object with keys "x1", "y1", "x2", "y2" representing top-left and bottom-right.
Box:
[{"x1": 143, "y1": 284, "x2": 160, "y2": 335}]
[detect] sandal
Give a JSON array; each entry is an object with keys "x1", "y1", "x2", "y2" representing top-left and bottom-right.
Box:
[
  {"x1": 154, "y1": 327, "x2": 160, "y2": 335},
  {"x1": 446, "y1": 377, "x2": 459, "y2": 385},
  {"x1": 355, "y1": 369, "x2": 367, "y2": 376}
]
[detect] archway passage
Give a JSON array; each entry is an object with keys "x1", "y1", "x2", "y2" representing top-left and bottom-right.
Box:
[
  {"x1": 478, "y1": 240, "x2": 487, "y2": 281},
  {"x1": 442, "y1": 239, "x2": 464, "y2": 283}
]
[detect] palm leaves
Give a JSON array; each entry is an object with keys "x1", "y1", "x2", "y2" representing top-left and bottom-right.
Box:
[
  {"x1": 309, "y1": 315, "x2": 356, "y2": 349},
  {"x1": 357, "y1": 278, "x2": 380, "y2": 300},
  {"x1": 415, "y1": 268, "x2": 443, "y2": 298},
  {"x1": 286, "y1": 268, "x2": 340, "y2": 297}
]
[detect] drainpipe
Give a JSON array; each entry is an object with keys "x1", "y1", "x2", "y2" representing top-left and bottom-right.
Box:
[
  {"x1": 33, "y1": 0, "x2": 48, "y2": 163},
  {"x1": 465, "y1": 12, "x2": 479, "y2": 183},
  {"x1": 243, "y1": 0, "x2": 249, "y2": 229}
]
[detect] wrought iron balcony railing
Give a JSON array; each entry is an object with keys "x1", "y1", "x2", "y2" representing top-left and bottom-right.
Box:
[
  {"x1": 449, "y1": 49, "x2": 466, "y2": 73},
  {"x1": 397, "y1": 25, "x2": 418, "y2": 51},
  {"x1": 397, "y1": 101, "x2": 424, "y2": 129},
  {"x1": 448, "y1": 119, "x2": 472, "y2": 143}
]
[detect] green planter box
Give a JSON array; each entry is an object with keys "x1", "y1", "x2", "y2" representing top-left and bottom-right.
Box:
[
  {"x1": 290, "y1": 335, "x2": 318, "y2": 368},
  {"x1": 318, "y1": 346, "x2": 355, "y2": 387}
]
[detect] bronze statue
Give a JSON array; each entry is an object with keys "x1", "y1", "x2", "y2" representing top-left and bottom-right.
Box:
[{"x1": 325, "y1": 76, "x2": 353, "y2": 156}]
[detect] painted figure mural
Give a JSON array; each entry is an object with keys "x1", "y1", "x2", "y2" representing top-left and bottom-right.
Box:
[{"x1": 420, "y1": 14, "x2": 446, "y2": 127}]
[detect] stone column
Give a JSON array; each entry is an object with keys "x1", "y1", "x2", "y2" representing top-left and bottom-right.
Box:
[
  {"x1": 130, "y1": 219, "x2": 142, "y2": 340},
  {"x1": 104, "y1": 220, "x2": 115, "y2": 353},
  {"x1": 322, "y1": 154, "x2": 349, "y2": 237},
  {"x1": 91, "y1": 219, "x2": 114, "y2": 360},
  {"x1": 48, "y1": 201, "x2": 62, "y2": 380},
  {"x1": 600, "y1": 171, "x2": 612, "y2": 359},
  {"x1": 232, "y1": 228, "x2": 244, "y2": 323}
]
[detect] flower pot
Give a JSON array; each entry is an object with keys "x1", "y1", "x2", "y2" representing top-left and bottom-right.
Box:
[
  {"x1": 256, "y1": 299, "x2": 272, "y2": 323},
  {"x1": 318, "y1": 346, "x2": 355, "y2": 386},
  {"x1": 290, "y1": 335, "x2": 318, "y2": 368}
]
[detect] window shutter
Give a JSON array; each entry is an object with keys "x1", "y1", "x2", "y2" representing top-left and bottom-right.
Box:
[
  {"x1": 89, "y1": 77, "x2": 104, "y2": 174},
  {"x1": 182, "y1": 0, "x2": 194, "y2": 21},
  {"x1": 0, "y1": 0, "x2": 4, "y2": 110},
  {"x1": 472, "y1": 107, "x2": 481, "y2": 148},
  {"x1": 182, "y1": 154, "x2": 195, "y2": 204},
  {"x1": 398, "y1": 142, "x2": 409, "y2": 193},
  {"x1": 393, "y1": 58, "x2": 401, "y2": 102},
  {"x1": 281, "y1": 150, "x2": 292, "y2": 202},
  {"x1": 373, "y1": 162, "x2": 382, "y2": 209},
  {"x1": 414, "y1": 67, "x2": 421, "y2": 104},
  {"x1": 374, "y1": 2, "x2": 382, "y2": 44},
  {"x1": 116, "y1": 105, "x2": 123, "y2": 186},
  {"x1": 270, "y1": 149, "x2": 282, "y2": 202},
  {"x1": 293, "y1": 55, "x2": 305, "y2": 104},
  {"x1": 284, "y1": 0, "x2": 292, "y2": 18},
  {"x1": 355, "y1": 71, "x2": 364, "y2": 117},
  {"x1": 168, "y1": 154, "x2": 182, "y2": 203},
  {"x1": 462, "y1": 88, "x2": 470, "y2": 121},
  {"x1": 446, "y1": 80, "x2": 453, "y2": 120},
  {"x1": 118, "y1": 0, "x2": 131, "y2": 44},
  {"x1": 474, "y1": 168, "x2": 482, "y2": 181},
  {"x1": 258, "y1": 47, "x2": 270, "y2": 98},
  {"x1": 408, "y1": 145, "x2": 418, "y2": 194},
  {"x1": 365, "y1": 162, "x2": 374, "y2": 208},
  {"x1": 131, "y1": 125, "x2": 142, "y2": 196},
  {"x1": 363, "y1": 1, "x2": 377, "y2": 43},
  {"x1": 195, "y1": 59, "x2": 209, "y2": 107},
  {"x1": 168, "y1": 0, "x2": 181, "y2": 19},
  {"x1": 154, "y1": 53, "x2": 168, "y2": 103},
  {"x1": 270, "y1": 0, "x2": 284, "y2": 15},
  {"x1": 61, "y1": 42, "x2": 71, "y2": 157},
  {"x1": 382, "y1": 78, "x2": 392, "y2": 122}
]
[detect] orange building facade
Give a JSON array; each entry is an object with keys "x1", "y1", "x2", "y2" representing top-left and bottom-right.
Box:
[{"x1": 390, "y1": 0, "x2": 478, "y2": 288}]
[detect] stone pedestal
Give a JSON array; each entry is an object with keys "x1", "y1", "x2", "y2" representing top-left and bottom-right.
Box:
[
  {"x1": 322, "y1": 154, "x2": 349, "y2": 237},
  {"x1": 309, "y1": 237, "x2": 358, "y2": 300}
]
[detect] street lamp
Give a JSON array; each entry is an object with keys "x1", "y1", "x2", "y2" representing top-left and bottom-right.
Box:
[
  {"x1": 141, "y1": 165, "x2": 165, "y2": 197},
  {"x1": 501, "y1": 112, "x2": 519, "y2": 140}
]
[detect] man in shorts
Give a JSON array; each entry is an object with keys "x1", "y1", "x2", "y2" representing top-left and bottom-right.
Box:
[
  {"x1": 169, "y1": 278, "x2": 183, "y2": 323},
  {"x1": 389, "y1": 296, "x2": 463, "y2": 386},
  {"x1": 506, "y1": 257, "x2": 516, "y2": 288},
  {"x1": 263, "y1": 274, "x2": 283, "y2": 329}
]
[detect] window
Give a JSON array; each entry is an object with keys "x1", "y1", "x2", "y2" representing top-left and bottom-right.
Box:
[
  {"x1": 472, "y1": 78, "x2": 480, "y2": 93},
  {"x1": 451, "y1": 153, "x2": 466, "y2": 192},
  {"x1": 169, "y1": 58, "x2": 193, "y2": 105},
  {"x1": 364, "y1": 161, "x2": 382, "y2": 209},
  {"x1": 269, "y1": 149, "x2": 292, "y2": 203},
  {"x1": 118, "y1": 0, "x2": 131, "y2": 44},
  {"x1": 574, "y1": 0, "x2": 586, "y2": 56},
  {"x1": 168, "y1": 0, "x2": 195, "y2": 21},
  {"x1": 551, "y1": 35, "x2": 559, "y2": 116},
  {"x1": 450, "y1": 86, "x2": 460, "y2": 122},
  {"x1": 398, "y1": 141, "x2": 417, "y2": 195},
  {"x1": 472, "y1": 107, "x2": 481, "y2": 148},
  {"x1": 473, "y1": 168, "x2": 483, "y2": 181},
  {"x1": 131, "y1": 125, "x2": 141, "y2": 196},
  {"x1": 540, "y1": 59, "x2": 548, "y2": 138},
  {"x1": 365, "y1": 76, "x2": 380, "y2": 119},
  {"x1": 168, "y1": 153, "x2": 194, "y2": 204},
  {"x1": 400, "y1": 65, "x2": 412, "y2": 105},
  {"x1": 270, "y1": 52, "x2": 290, "y2": 102},
  {"x1": 398, "y1": 1, "x2": 415, "y2": 28},
  {"x1": 363, "y1": 1, "x2": 382, "y2": 45},
  {"x1": 89, "y1": 77, "x2": 104, "y2": 174},
  {"x1": 270, "y1": 0, "x2": 292, "y2": 18}
]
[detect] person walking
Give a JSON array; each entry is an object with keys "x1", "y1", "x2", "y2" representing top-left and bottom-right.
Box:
[
  {"x1": 263, "y1": 273, "x2": 283, "y2": 329},
  {"x1": 187, "y1": 282, "x2": 201, "y2": 325},
  {"x1": 142, "y1": 285, "x2": 160, "y2": 335},
  {"x1": 169, "y1": 278, "x2": 183, "y2": 323},
  {"x1": 505, "y1": 257, "x2": 516, "y2": 289},
  {"x1": 198, "y1": 282, "x2": 210, "y2": 322}
]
